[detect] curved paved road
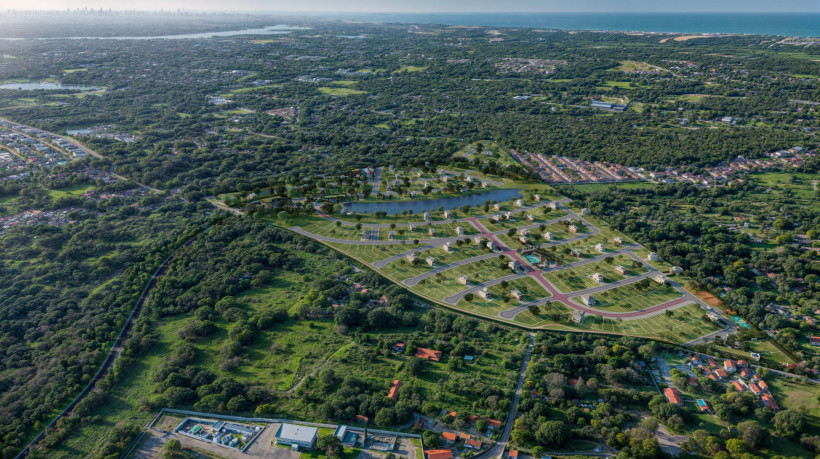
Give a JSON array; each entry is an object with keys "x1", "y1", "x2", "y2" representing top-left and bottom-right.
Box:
[
  {"x1": 403, "y1": 252, "x2": 507, "y2": 286},
  {"x1": 471, "y1": 333, "x2": 534, "y2": 459}
]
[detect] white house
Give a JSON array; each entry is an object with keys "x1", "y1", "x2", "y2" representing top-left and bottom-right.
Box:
[
  {"x1": 549, "y1": 201, "x2": 559, "y2": 210},
  {"x1": 647, "y1": 252, "x2": 660, "y2": 261},
  {"x1": 510, "y1": 290, "x2": 524, "y2": 301},
  {"x1": 592, "y1": 273, "x2": 605, "y2": 283},
  {"x1": 423, "y1": 212, "x2": 431, "y2": 222},
  {"x1": 443, "y1": 211, "x2": 451, "y2": 219},
  {"x1": 406, "y1": 253, "x2": 417, "y2": 263},
  {"x1": 487, "y1": 240, "x2": 498, "y2": 251},
  {"x1": 508, "y1": 260, "x2": 524, "y2": 273},
  {"x1": 493, "y1": 204, "x2": 502, "y2": 211},
  {"x1": 594, "y1": 243, "x2": 606, "y2": 253},
  {"x1": 543, "y1": 232, "x2": 553, "y2": 241},
  {"x1": 426, "y1": 257, "x2": 436, "y2": 267},
  {"x1": 472, "y1": 235, "x2": 484, "y2": 244},
  {"x1": 457, "y1": 275, "x2": 470, "y2": 285},
  {"x1": 612, "y1": 236, "x2": 624, "y2": 245},
  {"x1": 477, "y1": 287, "x2": 491, "y2": 300},
  {"x1": 581, "y1": 208, "x2": 591, "y2": 215},
  {"x1": 514, "y1": 199, "x2": 524, "y2": 207},
  {"x1": 388, "y1": 231, "x2": 395, "y2": 240},
  {"x1": 518, "y1": 236, "x2": 529, "y2": 244},
  {"x1": 442, "y1": 242, "x2": 452, "y2": 253},
  {"x1": 568, "y1": 225, "x2": 578, "y2": 233},
  {"x1": 669, "y1": 266, "x2": 683, "y2": 275},
  {"x1": 614, "y1": 265, "x2": 627, "y2": 275},
  {"x1": 527, "y1": 214, "x2": 536, "y2": 222},
  {"x1": 428, "y1": 228, "x2": 437, "y2": 237},
  {"x1": 651, "y1": 275, "x2": 666, "y2": 285},
  {"x1": 580, "y1": 294, "x2": 596, "y2": 306},
  {"x1": 572, "y1": 310, "x2": 586, "y2": 323},
  {"x1": 456, "y1": 226, "x2": 464, "y2": 236},
  {"x1": 518, "y1": 227, "x2": 529, "y2": 236},
  {"x1": 533, "y1": 194, "x2": 542, "y2": 202}
]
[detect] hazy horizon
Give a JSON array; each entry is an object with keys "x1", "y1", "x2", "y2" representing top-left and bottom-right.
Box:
[{"x1": 4, "y1": 0, "x2": 820, "y2": 13}]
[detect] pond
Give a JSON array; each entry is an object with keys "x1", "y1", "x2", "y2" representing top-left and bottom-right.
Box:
[
  {"x1": 0, "y1": 82, "x2": 99, "y2": 91},
  {"x1": 343, "y1": 188, "x2": 523, "y2": 215}
]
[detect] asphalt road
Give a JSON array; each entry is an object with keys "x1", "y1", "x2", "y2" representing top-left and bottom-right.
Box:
[{"x1": 470, "y1": 333, "x2": 535, "y2": 459}]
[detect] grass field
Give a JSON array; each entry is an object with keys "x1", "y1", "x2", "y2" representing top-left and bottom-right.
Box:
[
  {"x1": 570, "y1": 303, "x2": 718, "y2": 342},
  {"x1": 46, "y1": 183, "x2": 95, "y2": 198},
  {"x1": 410, "y1": 256, "x2": 517, "y2": 301},
  {"x1": 714, "y1": 339, "x2": 797, "y2": 367},
  {"x1": 318, "y1": 87, "x2": 367, "y2": 96},
  {"x1": 457, "y1": 277, "x2": 550, "y2": 317},
  {"x1": 576, "y1": 282, "x2": 681, "y2": 312},
  {"x1": 326, "y1": 242, "x2": 419, "y2": 263},
  {"x1": 544, "y1": 254, "x2": 644, "y2": 293}
]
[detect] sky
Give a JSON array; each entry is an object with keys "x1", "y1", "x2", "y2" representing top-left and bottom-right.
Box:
[{"x1": 6, "y1": 0, "x2": 820, "y2": 13}]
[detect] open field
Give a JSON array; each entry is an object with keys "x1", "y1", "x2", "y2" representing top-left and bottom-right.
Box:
[
  {"x1": 318, "y1": 87, "x2": 367, "y2": 96},
  {"x1": 544, "y1": 254, "x2": 645, "y2": 293},
  {"x1": 575, "y1": 282, "x2": 681, "y2": 313}
]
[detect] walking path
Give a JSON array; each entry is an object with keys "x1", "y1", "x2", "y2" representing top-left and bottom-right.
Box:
[{"x1": 16, "y1": 231, "x2": 204, "y2": 459}]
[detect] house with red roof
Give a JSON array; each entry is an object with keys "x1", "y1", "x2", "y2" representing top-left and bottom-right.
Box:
[
  {"x1": 749, "y1": 382, "x2": 763, "y2": 395},
  {"x1": 762, "y1": 394, "x2": 779, "y2": 411},
  {"x1": 508, "y1": 450, "x2": 519, "y2": 458},
  {"x1": 757, "y1": 380, "x2": 768, "y2": 392},
  {"x1": 724, "y1": 360, "x2": 737, "y2": 373},
  {"x1": 415, "y1": 347, "x2": 442, "y2": 362},
  {"x1": 731, "y1": 381, "x2": 745, "y2": 392},
  {"x1": 486, "y1": 419, "x2": 502, "y2": 430},
  {"x1": 810, "y1": 336, "x2": 820, "y2": 347},
  {"x1": 425, "y1": 450, "x2": 454, "y2": 459},
  {"x1": 465, "y1": 439, "x2": 482, "y2": 450},
  {"x1": 714, "y1": 369, "x2": 728, "y2": 379},
  {"x1": 387, "y1": 380, "x2": 402, "y2": 400},
  {"x1": 740, "y1": 368, "x2": 751, "y2": 380},
  {"x1": 442, "y1": 432, "x2": 457, "y2": 443},
  {"x1": 664, "y1": 387, "x2": 683, "y2": 406},
  {"x1": 356, "y1": 414, "x2": 370, "y2": 423}
]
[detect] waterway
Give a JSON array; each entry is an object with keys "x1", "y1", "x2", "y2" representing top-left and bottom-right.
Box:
[
  {"x1": 344, "y1": 189, "x2": 523, "y2": 215},
  {"x1": 0, "y1": 25, "x2": 308, "y2": 41}
]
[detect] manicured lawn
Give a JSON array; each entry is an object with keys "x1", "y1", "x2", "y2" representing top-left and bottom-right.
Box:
[
  {"x1": 318, "y1": 87, "x2": 367, "y2": 96},
  {"x1": 572, "y1": 304, "x2": 719, "y2": 342},
  {"x1": 544, "y1": 254, "x2": 642, "y2": 293},
  {"x1": 46, "y1": 183, "x2": 95, "y2": 198},
  {"x1": 577, "y1": 282, "x2": 681, "y2": 313}
]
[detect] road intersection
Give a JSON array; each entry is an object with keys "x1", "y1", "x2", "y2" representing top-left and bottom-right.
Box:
[{"x1": 293, "y1": 200, "x2": 735, "y2": 342}]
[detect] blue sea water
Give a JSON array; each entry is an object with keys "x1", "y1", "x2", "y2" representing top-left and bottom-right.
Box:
[{"x1": 326, "y1": 12, "x2": 820, "y2": 37}]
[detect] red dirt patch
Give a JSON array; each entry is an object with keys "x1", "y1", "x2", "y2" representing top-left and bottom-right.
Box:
[{"x1": 695, "y1": 291, "x2": 721, "y2": 307}]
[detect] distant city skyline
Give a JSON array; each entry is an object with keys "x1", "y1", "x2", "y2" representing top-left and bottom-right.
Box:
[{"x1": 5, "y1": 0, "x2": 820, "y2": 13}]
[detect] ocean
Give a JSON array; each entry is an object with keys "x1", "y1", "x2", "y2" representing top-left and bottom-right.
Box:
[{"x1": 323, "y1": 12, "x2": 820, "y2": 37}]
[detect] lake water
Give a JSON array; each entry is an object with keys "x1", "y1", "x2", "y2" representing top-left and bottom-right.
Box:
[
  {"x1": 0, "y1": 82, "x2": 99, "y2": 91},
  {"x1": 326, "y1": 12, "x2": 820, "y2": 37},
  {"x1": 344, "y1": 189, "x2": 523, "y2": 215},
  {"x1": 0, "y1": 25, "x2": 308, "y2": 41}
]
